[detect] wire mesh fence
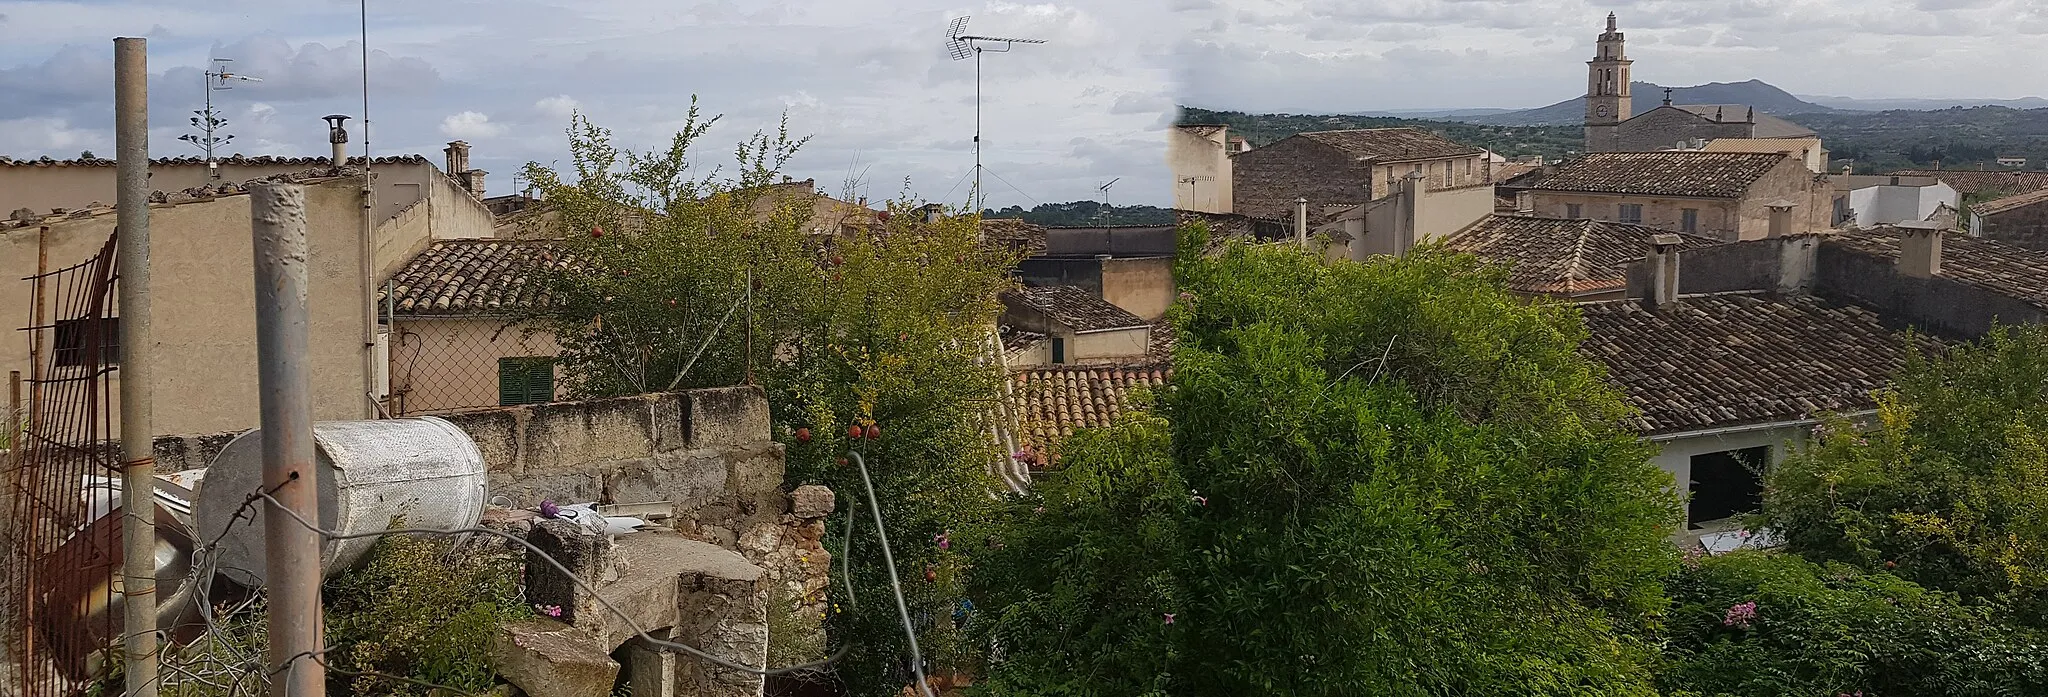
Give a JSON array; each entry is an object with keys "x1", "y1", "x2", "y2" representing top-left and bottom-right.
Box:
[
  {"x1": 4, "y1": 231, "x2": 121, "y2": 697},
  {"x1": 385, "y1": 315, "x2": 563, "y2": 416}
]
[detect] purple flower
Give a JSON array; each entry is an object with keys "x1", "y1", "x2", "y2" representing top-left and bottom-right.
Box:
[
  {"x1": 535, "y1": 604, "x2": 562, "y2": 618},
  {"x1": 1162, "y1": 613, "x2": 1175, "y2": 625},
  {"x1": 1723, "y1": 601, "x2": 1757, "y2": 629},
  {"x1": 1032, "y1": 506, "x2": 1046, "y2": 514},
  {"x1": 935, "y1": 531, "x2": 951, "y2": 550},
  {"x1": 539, "y1": 500, "x2": 561, "y2": 519}
]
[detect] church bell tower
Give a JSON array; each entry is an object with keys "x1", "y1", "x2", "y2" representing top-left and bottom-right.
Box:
[{"x1": 1584, "y1": 12, "x2": 1633, "y2": 152}]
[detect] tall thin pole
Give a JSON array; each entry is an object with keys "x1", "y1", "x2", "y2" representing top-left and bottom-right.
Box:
[
  {"x1": 113, "y1": 36, "x2": 160, "y2": 697},
  {"x1": 250, "y1": 182, "x2": 326, "y2": 697},
  {"x1": 973, "y1": 47, "x2": 982, "y2": 212},
  {"x1": 359, "y1": 0, "x2": 379, "y2": 421}
]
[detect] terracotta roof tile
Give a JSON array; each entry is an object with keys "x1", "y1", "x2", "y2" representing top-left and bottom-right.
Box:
[
  {"x1": 1445, "y1": 215, "x2": 1723, "y2": 296},
  {"x1": 1005, "y1": 286, "x2": 1148, "y2": 332},
  {"x1": 0, "y1": 154, "x2": 429, "y2": 168},
  {"x1": 1298, "y1": 128, "x2": 1485, "y2": 162},
  {"x1": 1577, "y1": 292, "x2": 1937, "y2": 435},
  {"x1": 1826, "y1": 227, "x2": 2048, "y2": 312},
  {"x1": 980, "y1": 218, "x2": 1047, "y2": 255},
  {"x1": 381, "y1": 239, "x2": 575, "y2": 316},
  {"x1": 1010, "y1": 366, "x2": 1171, "y2": 449},
  {"x1": 1889, "y1": 170, "x2": 2048, "y2": 197},
  {"x1": 1527, "y1": 152, "x2": 1789, "y2": 198}
]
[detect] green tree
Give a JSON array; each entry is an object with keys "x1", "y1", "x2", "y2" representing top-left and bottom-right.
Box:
[
  {"x1": 1658, "y1": 551, "x2": 2048, "y2": 697},
  {"x1": 971, "y1": 224, "x2": 1684, "y2": 696},
  {"x1": 517, "y1": 104, "x2": 1020, "y2": 695},
  {"x1": 1763, "y1": 325, "x2": 2048, "y2": 626}
]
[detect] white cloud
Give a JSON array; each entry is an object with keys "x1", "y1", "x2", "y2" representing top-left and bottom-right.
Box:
[
  {"x1": 439, "y1": 111, "x2": 505, "y2": 140},
  {"x1": 534, "y1": 95, "x2": 580, "y2": 122}
]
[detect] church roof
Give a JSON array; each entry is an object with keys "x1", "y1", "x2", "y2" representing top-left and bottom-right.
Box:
[
  {"x1": 1667, "y1": 105, "x2": 1816, "y2": 139},
  {"x1": 1524, "y1": 152, "x2": 1792, "y2": 199}
]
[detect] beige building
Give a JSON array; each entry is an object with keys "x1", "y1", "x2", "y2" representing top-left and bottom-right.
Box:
[
  {"x1": 1227, "y1": 128, "x2": 1491, "y2": 218},
  {"x1": 1169, "y1": 125, "x2": 1235, "y2": 214},
  {"x1": 1314, "y1": 171, "x2": 1497, "y2": 260},
  {"x1": 1, "y1": 153, "x2": 498, "y2": 437},
  {"x1": 382, "y1": 240, "x2": 566, "y2": 414},
  {"x1": 1517, "y1": 151, "x2": 1830, "y2": 241},
  {"x1": 999, "y1": 286, "x2": 1151, "y2": 367}
]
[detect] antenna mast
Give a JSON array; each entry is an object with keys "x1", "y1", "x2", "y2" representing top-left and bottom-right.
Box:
[
  {"x1": 1098, "y1": 177, "x2": 1119, "y2": 231},
  {"x1": 946, "y1": 16, "x2": 1045, "y2": 212},
  {"x1": 178, "y1": 58, "x2": 261, "y2": 182}
]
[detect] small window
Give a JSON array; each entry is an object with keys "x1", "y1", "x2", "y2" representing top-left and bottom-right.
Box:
[
  {"x1": 1681, "y1": 208, "x2": 1699, "y2": 233},
  {"x1": 1565, "y1": 203, "x2": 1583, "y2": 219},
  {"x1": 1619, "y1": 203, "x2": 1644, "y2": 224},
  {"x1": 1051, "y1": 338, "x2": 1067, "y2": 365},
  {"x1": 498, "y1": 357, "x2": 556, "y2": 406},
  {"x1": 54, "y1": 317, "x2": 120, "y2": 368}
]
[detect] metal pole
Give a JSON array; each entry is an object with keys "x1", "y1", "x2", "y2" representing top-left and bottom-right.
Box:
[
  {"x1": 113, "y1": 36, "x2": 160, "y2": 697},
  {"x1": 973, "y1": 46, "x2": 982, "y2": 212},
  {"x1": 250, "y1": 182, "x2": 326, "y2": 697}
]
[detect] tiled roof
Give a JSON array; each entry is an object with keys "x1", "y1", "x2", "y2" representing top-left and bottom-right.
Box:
[
  {"x1": 1010, "y1": 366, "x2": 1170, "y2": 448},
  {"x1": 1670, "y1": 105, "x2": 1817, "y2": 139},
  {"x1": 1176, "y1": 210, "x2": 1291, "y2": 244},
  {"x1": 1298, "y1": 128, "x2": 1485, "y2": 162},
  {"x1": 1177, "y1": 124, "x2": 1227, "y2": 137},
  {"x1": 1973, "y1": 186, "x2": 2048, "y2": 216},
  {"x1": 980, "y1": 218, "x2": 1048, "y2": 255},
  {"x1": 3, "y1": 168, "x2": 363, "y2": 230},
  {"x1": 1005, "y1": 286, "x2": 1148, "y2": 333},
  {"x1": 1490, "y1": 162, "x2": 1541, "y2": 183},
  {"x1": 1526, "y1": 152, "x2": 1789, "y2": 198},
  {"x1": 1826, "y1": 228, "x2": 2048, "y2": 312},
  {"x1": 1444, "y1": 215, "x2": 1722, "y2": 296},
  {"x1": 1577, "y1": 292, "x2": 1932, "y2": 435},
  {"x1": 381, "y1": 240, "x2": 574, "y2": 316},
  {"x1": 0, "y1": 154, "x2": 429, "y2": 168},
  {"x1": 1889, "y1": 170, "x2": 2048, "y2": 197},
  {"x1": 1700, "y1": 137, "x2": 1822, "y2": 155}
]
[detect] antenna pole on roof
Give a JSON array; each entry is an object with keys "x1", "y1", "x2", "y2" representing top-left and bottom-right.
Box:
[
  {"x1": 946, "y1": 16, "x2": 1047, "y2": 212},
  {"x1": 180, "y1": 57, "x2": 261, "y2": 182}
]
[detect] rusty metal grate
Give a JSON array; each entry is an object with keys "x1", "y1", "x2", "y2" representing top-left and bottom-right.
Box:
[{"x1": 5, "y1": 230, "x2": 122, "y2": 697}]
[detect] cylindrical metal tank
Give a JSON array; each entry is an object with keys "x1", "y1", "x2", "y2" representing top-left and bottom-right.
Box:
[{"x1": 193, "y1": 416, "x2": 487, "y2": 587}]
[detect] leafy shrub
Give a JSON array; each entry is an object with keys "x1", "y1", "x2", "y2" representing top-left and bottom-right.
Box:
[
  {"x1": 1659, "y1": 551, "x2": 2048, "y2": 696},
  {"x1": 322, "y1": 532, "x2": 531, "y2": 696},
  {"x1": 1764, "y1": 325, "x2": 2048, "y2": 626}
]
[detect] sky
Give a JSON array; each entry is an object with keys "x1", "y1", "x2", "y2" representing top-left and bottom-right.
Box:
[
  {"x1": 1173, "y1": 0, "x2": 2048, "y2": 114},
  {"x1": 0, "y1": 0, "x2": 1180, "y2": 206},
  {"x1": 7, "y1": 1, "x2": 2044, "y2": 209}
]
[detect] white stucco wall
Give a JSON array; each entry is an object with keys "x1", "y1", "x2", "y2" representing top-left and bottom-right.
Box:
[{"x1": 1849, "y1": 183, "x2": 1960, "y2": 228}]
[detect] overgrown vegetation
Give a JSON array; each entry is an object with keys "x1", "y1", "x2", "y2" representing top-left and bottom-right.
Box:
[
  {"x1": 322, "y1": 533, "x2": 531, "y2": 696},
  {"x1": 969, "y1": 223, "x2": 1685, "y2": 695},
  {"x1": 518, "y1": 102, "x2": 1017, "y2": 696}
]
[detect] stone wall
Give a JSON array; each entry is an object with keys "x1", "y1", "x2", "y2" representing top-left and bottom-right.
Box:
[
  {"x1": 1625, "y1": 237, "x2": 1783, "y2": 297},
  {"x1": 1980, "y1": 197, "x2": 2048, "y2": 251},
  {"x1": 1610, "y1": 107, "x2": 1754, "y2": 153},
  {"x1": 1814, "y1": 242, "x2": 2045, "y2": 339},
  {"x1": 1230, "y1": 137, "x2": 1371, "y2": 218}
]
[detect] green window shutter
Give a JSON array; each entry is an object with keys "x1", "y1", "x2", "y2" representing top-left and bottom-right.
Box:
[
  {"x1": 499, "y1": 358, "x2": 527, "y2": 406},
  {"x1": 527, "y1": 359, "x2": 555, "y2": 404}
]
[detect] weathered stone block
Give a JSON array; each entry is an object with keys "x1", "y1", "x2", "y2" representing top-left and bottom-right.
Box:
[
  {"x1": 526, "y1": 395, "x2": 655, "y2": 472},
  {"x1": 489, "y1": 470, "x2": 605, "y2": 508},
  {"x1": 649, "y1": 392, "x2": 688, "y2": 453},
  {"x1": 789, "y1": 485, "x2": 834, "y2": 520},
  {"x1": 492, "y1": 619, "x2": 620, "y2": 697},
  {"x1": 527, "y1": 518, "x2": 616, "y2": 626},
  {"x1": 606, "y1": 451, "x2": 729, "y2": 515},
  {"x1": 444, "y1": 407, "x2": 526, "y2": 472},
  {"x1": 673, "y1": 566, "x2": 768, "y2": 697},
  {"x1": 685, "y1": 386, "x2": 770, "y2": 448}
]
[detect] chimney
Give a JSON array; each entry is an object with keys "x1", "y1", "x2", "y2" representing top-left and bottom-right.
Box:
[
  {"x1": 1514, "y1": 190, "x2": 1534, "y2": 214},
  {"x1": 444, "y1": 140, "x2": 471, "y2": 179},
  {"x1": 1645, "y1": 233, "x2": 1683, "y2": 309},
  {"x1": 1765, "y1": 200, "x2": 1795, "y2": 238},
  {"x1": 465, "y1": 169, "x2": 488, "y2": 196},
  {"x1": 1842, "y1": 164, "x2": 1853, "y2": 176},
  {"x1": 1396, "y1": 170, "x2": 1426, "y2": 254},
  {"x1": 1897, "y1": 221, "x2": 1943, "y2": 278},
  {"x1": 322, "y1": 114, "x2": 351, "y2": 166},
  {"x1": 1293, "y1": 197, "x2": 1309, "y2": 249},
  {"x1": 923, "y1": 202, "x2": 944, "y2": 223}
]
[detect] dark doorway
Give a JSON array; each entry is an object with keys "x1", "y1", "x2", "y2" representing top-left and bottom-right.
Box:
[{"x1": 1688, "y1": 445, "x2": 1769, "y2": 528}]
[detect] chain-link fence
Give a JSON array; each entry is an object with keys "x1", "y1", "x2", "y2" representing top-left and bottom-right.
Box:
[{"x1": 385, "y1": 315, "x2": 562, "y2": 416}]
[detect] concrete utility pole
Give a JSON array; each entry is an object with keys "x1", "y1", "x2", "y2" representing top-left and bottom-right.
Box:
[
  {"x1": 249, "y1": 182, "x2": 327, "y2": 697},
  {"x1": 113, "y1": 36, "x2": 159, "y2": 697}
]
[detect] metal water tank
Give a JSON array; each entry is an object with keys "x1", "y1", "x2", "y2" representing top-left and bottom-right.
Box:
[{"x1": 193, "y1": 416, "x2": 488, "y2": 587}]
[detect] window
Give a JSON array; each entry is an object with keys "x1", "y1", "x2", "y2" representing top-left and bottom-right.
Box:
[
  {"x1": 1688, "y1": 446, "x2": 1770, "y2": 528},
  {"x1": 1565, "y1": 203, "x2": 1583, "y2": 219},
  {"x1": 1681, "y1": 208, "x2": 1699, "y2": 233},
  {"x1": 1619, "y1": 203, "x2": 1644, "y2": 224},
  {"x1": 1051, "y1": 338, "x2": 1067, "y2": 365},
  {"x1": 498, "y1": 357, "x2": 556, "y2": 406},
  {"x1": 54, "y1": 317, "x2": 119, "y2": 367}
]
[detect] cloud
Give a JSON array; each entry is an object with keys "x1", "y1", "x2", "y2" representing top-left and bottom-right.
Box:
[
  {"x1": 534, "y1": 95, "x2": 580, "y2": 122},
  {"x1": 439, "y1": 111, "x2": 505, "y2": 140}
]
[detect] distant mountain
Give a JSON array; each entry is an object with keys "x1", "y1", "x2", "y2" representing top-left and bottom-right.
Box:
[
  {"x1": 1456, "y1": 79, "x2": 1836, "y2": 126},
  {"x1": 1800, "y1": 95, "x2": 2048, "y2": 111}
]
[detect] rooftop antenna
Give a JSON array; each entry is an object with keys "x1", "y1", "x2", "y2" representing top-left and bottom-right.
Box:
[
  {"x1": 1178, "y1": 175, "x2": 1213, "y2": 209},
  {"x1": 946, "y1": 15, "x2": 1046, "y2": 211},
  {"x1": 179, "y1": 57, "x2": 261, "y2": 181},
  {"x1": 1098, "y1": 177, "x2": 1119, "y2": 229}
]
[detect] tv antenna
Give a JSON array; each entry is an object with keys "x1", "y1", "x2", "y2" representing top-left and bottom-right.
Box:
[
  {"x1": 1097, "y1": 177, "x2": 1119, "y2": 228},
  {"x1": 178, "y1": 58, "x2": 262, "y2": 181},
  {"x1": 1178, "y1": 175, "x2": 1214, "y2": 209},
  {"x1": 946, "y1": 16, "x2": 1045, "y2": 211}
]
